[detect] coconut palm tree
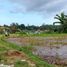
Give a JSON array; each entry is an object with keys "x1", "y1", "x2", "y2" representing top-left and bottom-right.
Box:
[{"x1": 53, "y1": 12, "x2": 67, "y2": 32}]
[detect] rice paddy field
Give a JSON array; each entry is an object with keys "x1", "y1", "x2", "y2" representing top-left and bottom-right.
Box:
[{"x1": 0, "y1": 33, "x2": 67, "y2": 67}]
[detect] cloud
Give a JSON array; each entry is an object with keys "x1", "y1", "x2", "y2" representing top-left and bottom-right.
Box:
[
  {"x1": 0, "y1": 0, "x2": 67, "y2": 25},
  {"x1": 9, "y1": 0, "x2": 67, "y2": 14}
]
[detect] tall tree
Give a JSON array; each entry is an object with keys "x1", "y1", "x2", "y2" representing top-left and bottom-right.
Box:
[{"x1": 53, "y1": 12, "x2": 67, "y2": 32}]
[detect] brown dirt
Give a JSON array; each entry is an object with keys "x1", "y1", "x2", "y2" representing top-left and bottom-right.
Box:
[
  {"x1": 2, "y1": 50, "x2": 35, "y2": 66},
  {"x1": 4, "y1": 50, "x2": 26, "y2": 58}
]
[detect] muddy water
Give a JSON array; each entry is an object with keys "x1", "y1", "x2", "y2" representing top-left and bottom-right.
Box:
[
  {"x1": 7, "y1": 37, "x2": 67, "y2": 66},
  {"x1": 33, "y1": 46, "x2": 67, "y2": 66},
  {"x1": 33, "y1": 46, "x2": 67, "y2": 59}
]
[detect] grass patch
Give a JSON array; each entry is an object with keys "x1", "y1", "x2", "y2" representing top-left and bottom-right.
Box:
[
  {"x1": 14, "y1": 61, "x2": 29, "y2": 67},
  {"x1": 31, "y1": 33, "x2": 67, "y2": 37}
]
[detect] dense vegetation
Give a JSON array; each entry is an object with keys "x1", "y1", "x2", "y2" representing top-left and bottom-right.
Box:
[{"x1": 0, "y1": 13, "x2": 67, "y2": 35}]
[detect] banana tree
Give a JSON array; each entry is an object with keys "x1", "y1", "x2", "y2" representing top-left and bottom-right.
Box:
[{"x1": 53, "y1": 12, "x2": 67, "y2": 32}]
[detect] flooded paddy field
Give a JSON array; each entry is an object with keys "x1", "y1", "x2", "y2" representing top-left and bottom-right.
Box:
[
  {"x1": 33, "y1": 46, "x2": 67, "y2": 66},
  {"x1": 7, "y1": 36, "x2": 67, "y2": 66}
]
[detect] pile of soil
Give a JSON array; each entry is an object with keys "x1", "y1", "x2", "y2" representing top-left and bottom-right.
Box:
[{"x1": 5, "y1": 50, "x2": 26, "y2": 58}]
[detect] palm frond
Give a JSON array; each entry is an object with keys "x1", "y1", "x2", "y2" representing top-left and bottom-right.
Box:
[{"x1": 53, "y1": 22, "x2": 61, "y2": 25}]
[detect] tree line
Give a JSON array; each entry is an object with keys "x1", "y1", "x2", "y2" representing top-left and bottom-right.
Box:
[{"x1": 0, "y1": 12, "x2": 67, "y2": 34}]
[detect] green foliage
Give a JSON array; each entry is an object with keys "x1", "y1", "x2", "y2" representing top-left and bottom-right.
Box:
[
  {"x1": 14, "y1": 61, "x2": 29, "y2": 67},
  {"x1": 0, "y1": 12, "x2": 67, "y2": 34},
  {"x1": 53, "y1": 12, "x2": 67, "y2": 33}
]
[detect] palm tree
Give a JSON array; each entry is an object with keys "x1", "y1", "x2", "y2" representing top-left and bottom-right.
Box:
[{"x1": 53, "y1": 12, "x2": 67, "y2": 32}]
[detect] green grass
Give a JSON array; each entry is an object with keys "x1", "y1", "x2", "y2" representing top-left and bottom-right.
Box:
[
  {"x1": 14, "y1": 61, "x2": 29, "y2": 67},
  {"x1": 31, "y1": 33, "x2": 67, "y2": 37},
  {"x1": 10, "y1": 33, "x2": 67, "y2": 38},
  {"x1": 0, "y1": 36, "x2": 54, "y2": 67}
]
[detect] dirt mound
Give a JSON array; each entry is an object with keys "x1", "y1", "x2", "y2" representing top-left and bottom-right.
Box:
[{"x1": 5, "y1": 50, "x2": 26, "y2": 58}]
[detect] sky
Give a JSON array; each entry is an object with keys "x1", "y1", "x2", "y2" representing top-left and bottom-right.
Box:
[{"x1": 0, "y1": 0, "x2": 67, "y2": 26}]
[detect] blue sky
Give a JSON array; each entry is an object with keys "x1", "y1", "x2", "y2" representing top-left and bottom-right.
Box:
[{"x1": 0, "y1": 0, "x2": 67, "y2": 26}]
